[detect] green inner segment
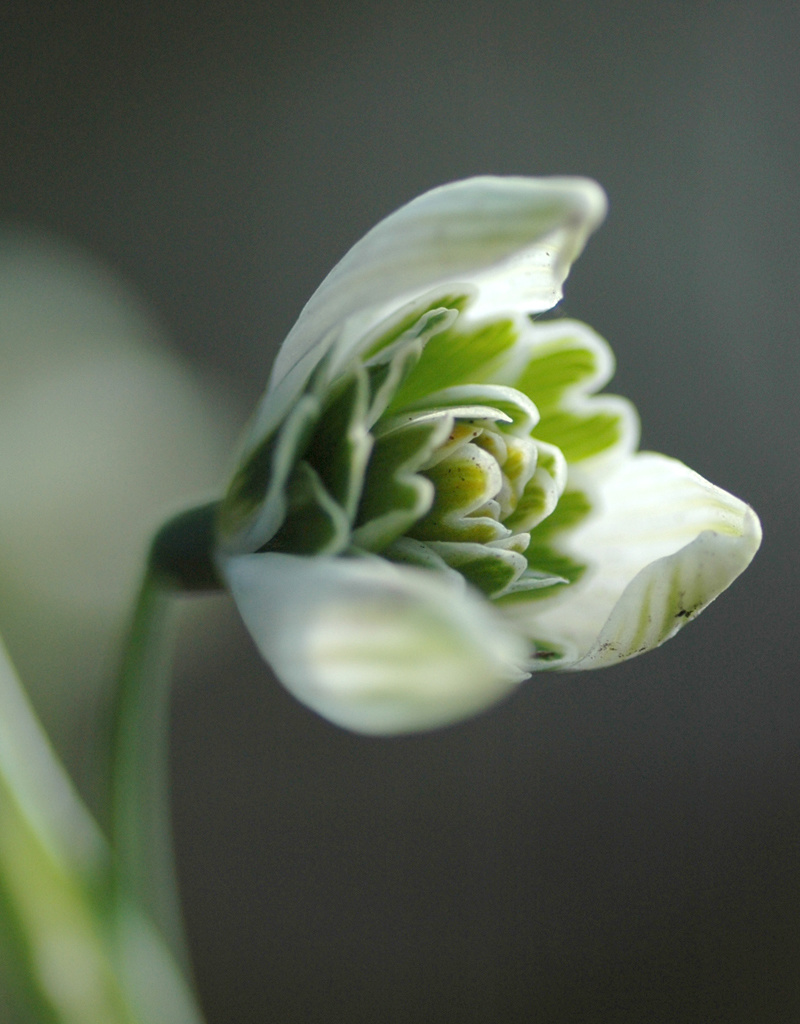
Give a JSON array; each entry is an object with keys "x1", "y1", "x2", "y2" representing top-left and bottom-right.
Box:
[
  {"x1": 362, "y1": 293, "x2": 471, "y2": 360},
  {"x1": 512, "y1": 332, "x2": 626, "y2": 462},
  {"x1": 498, "y1": 489, "x2": 592, "y2": 603},
  {"x1": 351, "y1": 416, "x2": 448, "y2": 552},
  {"x1": 387, "y1": 317, "x2": 517, "y2": 410}
]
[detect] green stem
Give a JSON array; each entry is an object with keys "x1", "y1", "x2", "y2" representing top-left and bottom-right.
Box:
[
  {"x1": 109, "y1": 501, "x2": 222, "y2": 978},
  {"x1": 109, "y1": 570, "x2": 187, "y2": 969}
]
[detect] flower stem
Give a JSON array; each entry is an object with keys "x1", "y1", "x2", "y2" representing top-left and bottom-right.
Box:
[
  {"x1": 109, "y1": 501, "x2": 222, "y2": 980},
  {"x1": 109, "y1": 569, "x2": 189, "y2": 970}
]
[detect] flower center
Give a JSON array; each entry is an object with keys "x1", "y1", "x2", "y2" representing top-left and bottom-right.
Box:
[
  {"x1": 218, "y1": 298, "x2": 573, "y2": 602},
  {"x1": 370, "y1": 408, "x2": 569, "y2": 601},
  {"x1": 409, "y1": 421, "x2": 535, "y2": 551}
]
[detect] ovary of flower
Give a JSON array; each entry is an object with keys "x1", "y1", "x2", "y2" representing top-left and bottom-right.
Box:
[{"x1": 216, "y1": 176, "x2": 761, "y2": 734}]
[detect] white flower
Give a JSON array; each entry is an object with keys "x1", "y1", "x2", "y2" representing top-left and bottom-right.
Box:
[{"x1": 216, "y1": 177, "x2": 761, "y2": 734}]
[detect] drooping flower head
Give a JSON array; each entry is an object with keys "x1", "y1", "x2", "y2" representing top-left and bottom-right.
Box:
[{"x1": 216, "y1": 177, "x2": 761, "y2": 734}]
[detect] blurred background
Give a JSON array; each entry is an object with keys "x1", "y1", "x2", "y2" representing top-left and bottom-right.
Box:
[{"x1": 1, "y1": 1, "x2": 798, "y2": 1021}]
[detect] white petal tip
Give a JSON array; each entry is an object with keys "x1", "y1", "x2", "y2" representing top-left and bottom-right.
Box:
[{"x1": 574, "y1": 491, "x2": 762, "y2": 670}]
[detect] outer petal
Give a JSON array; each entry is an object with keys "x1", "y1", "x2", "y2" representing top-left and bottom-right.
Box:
[
  {"x1": 222, "y1": 552, "x2": 529, "y2": 734},
  {"x1": 504, "y1": 453, "x2": 762, "y2": 667},
  {"x1": 243, "y1": 177, "x2": 607, "y2": 460}
]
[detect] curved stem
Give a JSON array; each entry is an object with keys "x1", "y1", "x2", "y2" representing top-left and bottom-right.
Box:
[
  {"x1": 109, "y1": 569, "x2": 190, "y2": 974},
  {"x1": 109, "y1": 503, "x2": 221, "y2": 986}
]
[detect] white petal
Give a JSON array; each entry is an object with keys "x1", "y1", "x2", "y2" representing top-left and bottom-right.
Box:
[
  {"x1": 222, "y1": 552, "x2": 529, "y2": 734},
  {"x1": 504, "y1": 453, "x2": 762, "y2": 667},
  {"x1": 244, "y1": 177, "x2": 606, "y2": 454}
]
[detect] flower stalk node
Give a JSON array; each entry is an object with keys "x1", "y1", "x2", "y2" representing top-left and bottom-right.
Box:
[{"x1": 149, "y1": 502, "x2": 224, "y2": 593}]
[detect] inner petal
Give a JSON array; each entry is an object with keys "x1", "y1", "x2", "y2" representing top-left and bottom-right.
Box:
[
  {"x1": 423, "y1": 442, "x2": 501, "y2": 517},
  {"x1": 409, "y1": 440, "x2": 510, "y2": 544}
]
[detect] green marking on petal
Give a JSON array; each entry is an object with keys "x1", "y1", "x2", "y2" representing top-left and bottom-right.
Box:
[
  {"x1": 389, "y1": 317, "x2": 518, "y2": 410},
  {"x1": 514, "y1": 333, "x2": 607, "y2": 409},
  {"x1": 423, "y1": 540, "x2": 526, "y2": 597},
  {"x1": 508, "y1": 325, "x2": 637, "y2": 463},
  {"x1": 499, "y1": 489, "x2": 592, "y2": 603},
  {"x1": 382, "y1": 537, "x2": 465, "y2": 584},
  {"x1": 362, "y1": 294, "x2": 471, "y2": 361},
  {"x1": 629, "y1": 575, "x2": 658, "y2": 652},
  {"x1": 504, "y1": 568, "x2": 569, "y2": 595},
  {"x1": 504, "y1": 467, "x2": 560, "y2": 533},
  {"x1": 218, "y1": 392, "x2": 321, "y2": 544},
  {"x1": 421, "y1": 443, "x2": 500, "y2": 516},
  {"x1": 496, "y1": 552, "x2": 584, "y2": 602},
  {"x1": 379, "y1": 405, "x2": 512, "y2": 434},
  {"x1": 492, "y1": 434, "x2": 537, "y2": 509},
  {"x1": 304, "y1": 364, "x2": 372, "y2": 521},
  {"x1": 364, "y1": 307, "x2": 459, "y2": 426},
  {"x1": 409, "y1": 441, "x2": 511, "y2": 545},
  {"x1": 448, "y1": 552, "x2": 519, "y2": 596},
  {"x1": 535, "y1": 406, "x2": 625, "y2": 462},
  {"x1": 421, "y1": 421, "x2": 484, "y2": 469},
  {"x1": 398, "y1": 384, "x2": 539, "y2": 435},
  {"x1": 353, "y1": 415, "x2": 452, "y2": 551},
  {"x1": 266, "y1": 461, "x2": 350, "y2": 555},
  {"x1": 389, "y1": 538, "x2": 565, "y2": 599},
  {"x1": 534, "y1": 487, "x2": 592, "y2": 538},
  {"x1": 505, "y1": 440, "x2": 567, "y2": 533}
]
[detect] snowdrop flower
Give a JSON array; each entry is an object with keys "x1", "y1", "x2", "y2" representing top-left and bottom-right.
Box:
[{"x1": 216, "y1": 177, "x2": 760, "y2": 734}]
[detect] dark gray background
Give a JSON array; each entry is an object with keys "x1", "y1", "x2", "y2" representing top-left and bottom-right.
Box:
[{"x1": 2, "y1": 2, "x2": 798, "y2": 1021}]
